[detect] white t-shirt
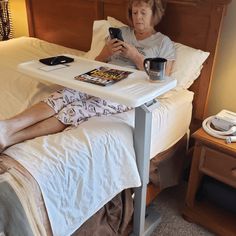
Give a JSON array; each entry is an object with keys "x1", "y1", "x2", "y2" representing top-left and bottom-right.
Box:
[{"x1": 109, "y1": 26, "x2": 176, "y2": 69}]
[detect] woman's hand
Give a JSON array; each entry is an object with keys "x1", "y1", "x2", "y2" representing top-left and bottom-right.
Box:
[
  {"x1": 120, "y1": 42, "x2": 145, "y2": 70},
  {"x1": 96, "y1": 39, "x2": 145, "y2": 70},
  {"x1": 95, "y1": 38, "x2": 123, "y2": 62}
]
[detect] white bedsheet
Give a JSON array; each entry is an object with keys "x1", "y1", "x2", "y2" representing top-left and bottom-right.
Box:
[{"x1": 1, "y1": 37, "x2": 193, "y2": 235}]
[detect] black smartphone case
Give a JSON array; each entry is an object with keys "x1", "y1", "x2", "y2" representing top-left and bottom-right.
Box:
[
  {"x1": 109, "y1": 27, "x2": 124, "y2": 41},
  {"x1": 39, "y1": 55, "x2": 74, "y2": 66}
]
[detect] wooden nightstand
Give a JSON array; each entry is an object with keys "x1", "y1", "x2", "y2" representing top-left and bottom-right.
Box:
[{"x1": 183, "y1": 128, "x2": 236, "y2": 236}]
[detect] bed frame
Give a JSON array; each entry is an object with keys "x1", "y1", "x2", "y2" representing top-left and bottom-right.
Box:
[{"x1": 24, "y1": 0, "x2": 231, "y2": 234}]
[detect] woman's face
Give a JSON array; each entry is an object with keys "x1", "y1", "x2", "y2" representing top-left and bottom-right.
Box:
[{"x1": 132, "y1": 2, "x2": 153, "y2": 32}]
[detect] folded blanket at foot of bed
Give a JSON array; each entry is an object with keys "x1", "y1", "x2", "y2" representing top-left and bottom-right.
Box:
[{"x1": 0, "y1": 155, "x2": 134, "y2": 236}]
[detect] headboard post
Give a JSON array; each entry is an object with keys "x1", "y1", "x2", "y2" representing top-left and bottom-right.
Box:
[
  {"x1": 25, "y1": 0, "x2": 35, "y2": 37},
  {"x1": 195, "y1": 1, "x2": 230, "y2": 120}
]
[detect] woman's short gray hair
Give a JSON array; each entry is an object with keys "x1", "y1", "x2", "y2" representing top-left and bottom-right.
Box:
[{"x1": 127, "y1": 0, "x2": 165, "y2": 26}]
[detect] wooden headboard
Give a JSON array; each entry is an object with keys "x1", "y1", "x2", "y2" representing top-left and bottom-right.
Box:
[{"x1": 25, "y1": 0, "x2": 231, "y2": 131}]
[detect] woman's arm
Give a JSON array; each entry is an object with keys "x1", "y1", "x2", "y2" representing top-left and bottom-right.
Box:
[
  {"x1": 95, "y1": 39, "x2": 123, "y2": 62},
  {"x1": 120, "y1": 42, "x2": 175, "y2": 74},
  {"x1": 165, "y1": 60, "x2": 174, "y2": 76},
  {"x1": 96, "y1": 39, "x2": 175, "y2": 75},
  {"x1": 120, "y1": 42, "x2": 145, "y2": 70}
]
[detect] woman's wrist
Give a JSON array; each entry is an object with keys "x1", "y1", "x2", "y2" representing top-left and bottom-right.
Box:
[
  {"x1": 95, "y1": 53, "x2": 108, "y2": 62},
  {"x1": 95, "y1": 47, "x2": 111, "y2": 62},
  {"x1": 133, "y1": 53, "x2": 145, "y2": 70}
]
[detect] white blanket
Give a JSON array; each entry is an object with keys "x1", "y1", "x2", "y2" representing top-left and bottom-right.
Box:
[{"x1": 4, "y1": 113, "x2": 141, "y2": 236}]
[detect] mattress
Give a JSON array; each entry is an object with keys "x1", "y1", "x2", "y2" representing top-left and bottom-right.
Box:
[
  {"x1": 0, "y1": 37, "x2": 193, "y2": 235},
  {"x1": 150, "y1": 89, "x2": 193, "y2": 158}
]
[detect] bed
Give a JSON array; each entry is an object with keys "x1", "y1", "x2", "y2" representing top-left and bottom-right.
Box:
[{"x1": 0, "y1": 0, "x2": 231, "y2": 235}]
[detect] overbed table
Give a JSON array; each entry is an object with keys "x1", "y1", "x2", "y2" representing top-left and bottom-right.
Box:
[{"x1": 18, "y1": 55, "x2": 177, "y2": 236}]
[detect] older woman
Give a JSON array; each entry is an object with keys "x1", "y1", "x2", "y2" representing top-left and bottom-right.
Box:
[
  {"x1": 0, "y1": 0, "x2": 175, "y2": 152},
  {"x1": 96, "y1": 0, "x2": 175, "y2": 73}
]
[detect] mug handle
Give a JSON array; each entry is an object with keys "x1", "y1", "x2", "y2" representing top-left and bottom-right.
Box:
[{"x1": 143, "y1": 58, "x2": 151, "y2": 75}]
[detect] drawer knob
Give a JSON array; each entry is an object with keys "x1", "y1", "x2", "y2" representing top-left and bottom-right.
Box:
[{"x1": 232, "y1": 168, "x2": 236, "y2": 178}]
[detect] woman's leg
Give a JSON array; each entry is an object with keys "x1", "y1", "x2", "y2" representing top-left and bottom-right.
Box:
[
  {"x1": 44, "y1": 88, "x2": 92, "y2": 113},
  {"x1": 55, "y1": 96, "x2": 132, "y2": 126},
  {"x1": 0, "y1": 88, "x2": 89, "y2": 152},
  {"x1": 0, "y1": 102, "x2": 57, "y2": 151},
  {"x1": 0, "y1": 102, "x2": 55, "y2": 132},
  {"x1": 4, "y1": 116, "x2": 66, "y2": 149}
]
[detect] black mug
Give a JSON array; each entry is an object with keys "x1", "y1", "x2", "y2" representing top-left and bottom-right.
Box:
[{"x1": 143, "y1": 57, "x2": 167, "y2": 82}]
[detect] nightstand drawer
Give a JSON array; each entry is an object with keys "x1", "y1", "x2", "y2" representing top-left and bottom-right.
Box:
[{"x1": 199, "y1": 147, "x2": 236, "y2": 188}]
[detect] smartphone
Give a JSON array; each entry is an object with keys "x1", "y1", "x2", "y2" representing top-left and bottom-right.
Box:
[
  {"x1": 39, "y1": 55, "x2": 74, "y2": 66},
  {"x1": 109, "y1": 27, "x2": 124, "y2": 41}
]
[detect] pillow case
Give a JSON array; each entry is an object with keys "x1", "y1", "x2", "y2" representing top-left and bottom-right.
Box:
[
  {"x1": 85, "y1": 20, "x2": 110, "y2": 60},
  {"x1": 86, "y1": 16, "x2": 210, "y2": 90},
  {"x1": 171, "y1": 43, "x2": 209, "y2": 89},
  {"x1": 107, "y1": 16, "x2": 126, "y2": 28},
  {"x1": 85, "y1": 17, "x2": 128, "y2": 60}
]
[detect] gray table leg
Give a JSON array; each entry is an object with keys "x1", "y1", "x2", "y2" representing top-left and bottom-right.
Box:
[{"x1": 132, "y1": 103, "x2": 161, "y2": 236}]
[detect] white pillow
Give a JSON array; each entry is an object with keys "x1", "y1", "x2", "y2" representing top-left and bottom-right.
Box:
[
  {"x1": 84, "y1": 20, "x2": 110, "y2": 60},
  {"x1": 85, "y1": 17, "x2": 128, "y2": 60},
  {"x1": 171, "y1": 43, "x2": 209, "y2": 89},
  {"x1": 87, "y1": 17, "x2": 210, "y2": 89},
  {"x1": 107, "y1": 16, "x2": 127, "y2": 28}
]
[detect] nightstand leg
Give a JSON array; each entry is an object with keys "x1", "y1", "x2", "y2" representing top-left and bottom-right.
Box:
[{"x1": 185, "y1": 143, "x2": 204, "y2": 207}]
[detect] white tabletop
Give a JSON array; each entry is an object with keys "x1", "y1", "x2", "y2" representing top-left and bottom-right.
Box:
[{"x1": 18, "y1": 54, "x2": 177, "y2": 107}]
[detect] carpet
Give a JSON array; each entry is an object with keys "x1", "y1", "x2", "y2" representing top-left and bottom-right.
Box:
[{"x1": 151, "y1": 183, "x2": 214, "y2": 236}]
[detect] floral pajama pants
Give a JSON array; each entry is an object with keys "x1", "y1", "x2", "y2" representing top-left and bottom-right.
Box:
[{"x1": 42, "y1": 88, "x2": 131, "y2": 126}]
